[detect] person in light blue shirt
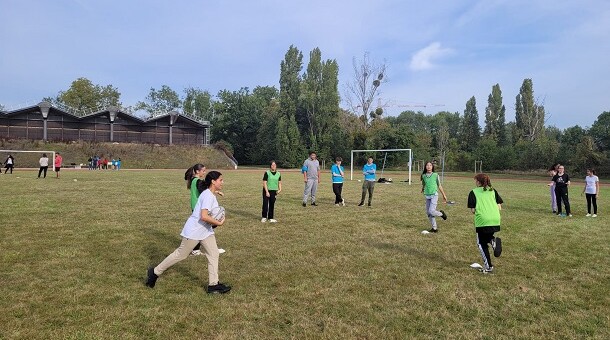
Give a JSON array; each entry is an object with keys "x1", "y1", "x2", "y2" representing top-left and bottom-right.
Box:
[
  {"x1": 358, "y1": 157, "x2": 376, "y2": 207},
  {"x1": 331, "y1": 157, "x2": 345, "y2": 206}
]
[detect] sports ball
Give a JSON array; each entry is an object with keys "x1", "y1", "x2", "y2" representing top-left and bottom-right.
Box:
[{"x1": 209, "y1": 206, "x2": 225, "y2": 222}]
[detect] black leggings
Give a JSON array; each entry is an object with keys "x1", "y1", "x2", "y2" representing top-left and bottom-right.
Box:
[
  {"x1": 586, "y1": 194, "x2": 598, "y2": 214},
  {"x1": 38, "y1": 166, "x2": 48, "y2": 178},
  {"x1": 476, "y1": 230, "x2": 495, "y2": 269},
  {"x1": 332, "y1": 183, "x2": 343, "y2": 204},
  {"x1": 555, "y1": 188, "x2": 571, "y2": 215},
  {"x1": 262, "y1": 189, "x2": 278, "y2": 219}
]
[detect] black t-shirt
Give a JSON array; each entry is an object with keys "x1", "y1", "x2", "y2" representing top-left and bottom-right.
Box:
[{"x1": 552, "y1": 173, "x2": 570, "y2": 189}]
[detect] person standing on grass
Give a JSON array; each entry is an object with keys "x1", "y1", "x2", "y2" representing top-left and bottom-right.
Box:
[
  {"x1": 54, "y1": 153, "x2": 62, "y2": 178},
  {"x1": 38, "y1": 153, "x2": 49, "y2": 178},
  {"x1": 4, "y1": 154, "x2": 14, "y2": 174},
  {"x1": 261, "y1": 160, "x2": 282, "y2": 223},
  {"x1": 549, "y1": 165, "x2": 571, "y2": 217},
  {"x1": 185, "y1": 163, "x2": 207, "y2": 256},
  {"x1": 548, "y1": 163, "x2": 560, "y2": 213},
  {"x1": 468, "y1": 173, "x2": 503, "y2": 274},
  {"x1": 146, "y1": 171, "x2": 231, "y2": 294},
  {"x1": 358, "y1": 157, "x2": 376, "y2": 207},
  {"x1": 421, "y1": 161, "x2": 448, "y2": 233},
  {"x1": 331, "y1": 157, "x2": 345, "y2": 206},
  {"x1": 302, "y1": 151, "x2": 320, "y2": 207},
  {"x1": 582, "y1": 168, "x2": 600, "y2": 217}
]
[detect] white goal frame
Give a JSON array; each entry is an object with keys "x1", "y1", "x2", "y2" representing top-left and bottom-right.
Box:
[
  {"x1": 350, "y1": 149, "x2": 412, "y2": 185},
  {"x1": 0, "y1": 150, "x2": 57, "y2": 171}
]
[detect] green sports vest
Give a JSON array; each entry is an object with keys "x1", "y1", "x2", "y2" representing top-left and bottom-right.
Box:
[
  {"x1": 266, "y1": 170, "x2": 280, "y2": 191},
  {"x1": 190, "y1": 178, "x2": 200, "y2": 211},
  {"x1": 421, "y1": 173, "x2": 439, "y2": 195},
  {"x1": 473, "y1": 187, "x2": 501, "y2": 227}
]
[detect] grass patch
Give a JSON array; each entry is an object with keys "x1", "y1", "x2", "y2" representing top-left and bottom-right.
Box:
[{"x1": 1, "y1": 169, "x2": 608, "y2": 339}]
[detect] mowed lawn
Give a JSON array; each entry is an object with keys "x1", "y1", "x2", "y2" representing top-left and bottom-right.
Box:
[{"x1": 1, "y1": 169, "x2": 608, "y2": 339}]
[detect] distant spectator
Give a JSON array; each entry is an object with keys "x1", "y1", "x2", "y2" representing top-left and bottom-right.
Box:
[
  {"x1": 54, "y1": 153, "x2": 63, "y2": 178},
  {"x1": 4, "y1": 154, "x2": 15, "y2": 174},
  {"x1": 38, "y1": 153, "x2": 49, "y2": 178},
  {"x1": 116, "y1": 158, "x2": 122, "y2": 170}
]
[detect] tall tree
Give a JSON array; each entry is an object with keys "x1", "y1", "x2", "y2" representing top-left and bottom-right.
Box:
[
  {"x1": 344, "y1": 52, "x2": 387, "y2": 127},
  {"x1": 589, "y1": 111, "x2": 610, "y2": 151},
  {"x1": 484, "y1": 84, "x2": 507, "y2": 145},
  {"x1": 300, "y1": 48, "x2": 323, "y2": 150},
  {"x1": 515, "y1": 79, "x2": 545, "y2": 141},
  {"x1": 460, "y1": 96, "x2": 480, "y2": 152},
  {"x1": 183, "y1": 87, "x2": 213, "y2": 121},
  {"x1": 54, "y1": 77, "x2": 121, "y2": 113},
  {"x1": 278, "y1": 45, "x2": 304, "y2": 163},
  {"x1": 136, "y1": 85, "x2": 181, "y2": 116}
]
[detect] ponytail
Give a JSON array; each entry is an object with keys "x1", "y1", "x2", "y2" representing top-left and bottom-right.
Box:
[
  {"x1": 185, "y1": 163, "x2": 205, "y2": 189},
  {"x1": 474, "y1": 173, "x2": 493, "y2": 191}
]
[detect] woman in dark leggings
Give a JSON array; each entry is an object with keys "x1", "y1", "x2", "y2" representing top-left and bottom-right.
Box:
[{"x1": 549, "y1": 165, "x2": 571, "y2": 217}]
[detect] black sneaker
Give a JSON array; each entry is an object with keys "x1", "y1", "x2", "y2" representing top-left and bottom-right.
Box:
[
  {"x1": 428, "y1": 228, "x2": 438, "y2": 233},
  {"x1": 302, "y1": 202, "x2": 306, "y2": 207},
  {"x1": 146, "y1": 267, "x2": 158, "y2": 288},
  {"x1": 207, "y1": 282, "x2": 232, "y2": 294},
  {"x1": 311, "y1": 202, "x2": 317, "y2": 206},
  {"x1": 358, "y1": 202, "x2": 364, "y2": 206},
  {"x1": 367, "y1": 202, "x2": 371, "y2": 207},
  {"x1": 479, "y1": 266, "x2": 494, "y2": 274},
  {"x1": 440, "y1": 210, "x2": 447, "y2": 220},
  {"x1": 492, "y1": 237, "x2": 502, "y2": 257}
]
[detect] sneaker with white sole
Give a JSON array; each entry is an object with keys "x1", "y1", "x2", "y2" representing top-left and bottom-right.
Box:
[
  {"x1": 261, "y1": 218, "x2": 267, "y2": 223},
  {"x1": 190, "y1": 250, "x2": 203, "y2": 256},
  {"x1": 269, "y1": 219, "x2": 277, "y2": 223},
  {"x1": 586, "y1": 213, "x2": 591, "y2": 217},
  {"x1": 592, "y1": 214, "x2": 597, "y2": 217},
  {"x1": 341, "y1": 199, "x2": 346, "y2": 207},
  {"x1": 479, "y1": 266, "x2": 494, "y2": 274}
]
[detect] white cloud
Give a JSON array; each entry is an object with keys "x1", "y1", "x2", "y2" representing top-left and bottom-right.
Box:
[{"x1": 409, "y1": 42, "x2": 453, "y2": 71}]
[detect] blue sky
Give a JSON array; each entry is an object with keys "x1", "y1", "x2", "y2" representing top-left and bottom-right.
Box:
[{"x1": 1, "y1": 0, "x2": 608, "y2": 129}]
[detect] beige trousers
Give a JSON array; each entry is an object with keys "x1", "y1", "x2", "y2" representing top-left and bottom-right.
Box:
[{"x1": 154, "y1": 235, "x2": 220, "y2": 285}]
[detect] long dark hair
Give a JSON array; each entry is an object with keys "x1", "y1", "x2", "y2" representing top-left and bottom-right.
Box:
[
  {"x1": 421, "y1": 161, "x2": 435, "y2": 175},
  {"x1": 587, "y1": 168, "x2": 596, "y2": 175},
  {"x1": 204, "y1": 171, "x2": 222, "y2": 189},
  {"x1": 474, "y1": 173, "x2": 493, "y2": 191},
  {"x1": 184, "y1": 163, "x2": 205, "y2": 189}
]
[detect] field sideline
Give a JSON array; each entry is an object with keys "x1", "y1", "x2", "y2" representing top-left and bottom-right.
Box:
[{"x1": 1, "y1": 169, "x2": 608, "y2": 339}]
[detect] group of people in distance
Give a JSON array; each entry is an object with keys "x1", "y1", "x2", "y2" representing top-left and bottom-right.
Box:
[
  {"x1": 548, "y1": 163, "x2": 601, "y2": 217},
  {"x1": 87, "y1": 155, "x2": 121, "y2": 170},
  {"x1": 146, "y1": 156, "x2": 603, "y2": 292}
]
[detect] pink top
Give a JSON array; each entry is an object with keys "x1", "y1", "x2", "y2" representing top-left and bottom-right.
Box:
[{"x1": 54, "y1": 155, "x2": 63, "y2": 167}]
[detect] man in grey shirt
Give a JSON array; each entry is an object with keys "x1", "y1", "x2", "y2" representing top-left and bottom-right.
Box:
[{"x1": 302, "y1": 151, "x2": 321, "y2": 206}]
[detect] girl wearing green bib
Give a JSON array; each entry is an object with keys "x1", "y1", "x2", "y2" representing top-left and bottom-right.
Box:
[
  {"x1": 262, "y1": 161, "x2": 282, "y2": 223},
  {"x1": 467, "y1": 174, "x2": 503, "y2": 273},
  {"x1": 421, "y1": 161, "x2": 448, "y2": 233}
]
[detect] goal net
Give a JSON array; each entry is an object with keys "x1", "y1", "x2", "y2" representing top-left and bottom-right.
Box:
[
  {"x1": 0, "y1": 150, "x2": 57, "y2": 171},
  {"x1": 350, "y1": 149, "x2": 412, "y2": 185}
]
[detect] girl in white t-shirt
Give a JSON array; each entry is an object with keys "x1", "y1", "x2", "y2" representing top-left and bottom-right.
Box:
[
  {"x1": 146, "y1": 171, "x2": 232, "y2": 294},
  {"x1": 582, "y1": 168, "x2": 600, "y2": 217}
]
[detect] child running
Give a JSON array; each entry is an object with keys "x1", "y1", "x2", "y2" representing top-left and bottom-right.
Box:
[
  {"x1": 146, "y1": 171, "x2": 231, "y2": 294},
  {"x1": 467, "y1": 173, "x2": 503, "y2": 274},
  {"x1": 421, "y1": 161, "x2": 448, "y2": 233},
  {"x1": 185, "y1": 163, "x2": 207, "y2": 256},
  {"x1": 582, "y1": 168, "x2": 600, "y2": 217}
]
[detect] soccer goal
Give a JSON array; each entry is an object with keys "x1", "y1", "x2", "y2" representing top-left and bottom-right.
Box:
[
  {"x1": 0, "y1": 150, "x2": 57, "y2": 171},
  {"x1": 350, "y1": 148, "x2": 412, "y2": 185},
  {"x1": 474, "y1": 160, "x2": 483, "y2": 173}
]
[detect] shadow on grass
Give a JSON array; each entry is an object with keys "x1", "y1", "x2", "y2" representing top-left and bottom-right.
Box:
[{"x1": 366, "y1": 240, "x2": 462, "y2": 267}]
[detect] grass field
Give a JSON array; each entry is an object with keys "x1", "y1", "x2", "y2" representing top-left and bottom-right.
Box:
[{"x1": 1, "y1": 169, "x2": 608, "y2": 339}]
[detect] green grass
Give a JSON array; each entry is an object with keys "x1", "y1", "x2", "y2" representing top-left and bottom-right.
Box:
[{"x1": 1, "y1": 169, "x2": 608, "y2": 339}]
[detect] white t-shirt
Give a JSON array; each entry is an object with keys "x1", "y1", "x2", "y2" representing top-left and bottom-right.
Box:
[
  {"x1": 7, "y1": 157, "x2": 13, "y2": 165},
  {"x1": 180, "y1": 189, "x2": 217, "y2": 240},
  {"x1": 585, "y1": 175, "x2": 599, "y2": 194},
  {"x1": 39, "y1": 157, "x2": 49, "y2": 167}
]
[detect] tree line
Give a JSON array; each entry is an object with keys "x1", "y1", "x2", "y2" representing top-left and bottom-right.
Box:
[{"x1": 24, "y1": 46, "x2": 609, "y2": 174}]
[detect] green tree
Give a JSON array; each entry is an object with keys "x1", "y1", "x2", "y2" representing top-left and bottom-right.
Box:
[
  {"x1": 54, "y1": 77, "x2": 121, "y2": 113},
  {"x1": 484, "y1": 84, "x2": 507, "y2": 145},
  {"x1": 574, "y1": 136, "x2": 605, "y2": 171},
  {"x1": 589, "y1": 111, "x2": 610, "y2": 151},
  {"x1": 460, "y1": 96, "x2": 480, "y2": 152},
  {"x1": 183, "y1": 87, "x2": 213, "y2": 121},
  {"x1": 278, "y1": 45, "x2": 304, "y2": 163},
  {"x1": 515, "y1": 79, "x2": 545, "y2": 141},
  {"x1": 136, "y1": 85, "x2": 181, "y2": 115}
]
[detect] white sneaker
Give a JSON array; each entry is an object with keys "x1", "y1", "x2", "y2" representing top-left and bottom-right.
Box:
[
  {"x1": 335, "y1": 204, "x2": 340, "y2": 206},
  {"x1": 341, "y1": 199, "x2": 346, "y2": 207},
  {"x1": 586, "y1": 213, "x2": 591, "y2": 217},
  {"x1": 592, "y1": 214, "x2": 597, "y2": 217},
  {"x1": 269, "y1": 219, "x2": 277, "y2": 223},
  {"x1": 261, "y1": 218, "x2": 267, "y2": 223},
  {"x1": 190, "y1": 250, "x2": 203, "y2": 256}
]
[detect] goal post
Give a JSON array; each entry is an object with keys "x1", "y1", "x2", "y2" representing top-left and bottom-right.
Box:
[
  {"x1": 0, "y1": 150, "x2": 56, "y2": 171},
  {"x1": 350, "y1": 148, "x2": 412, "y2": 185}
]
